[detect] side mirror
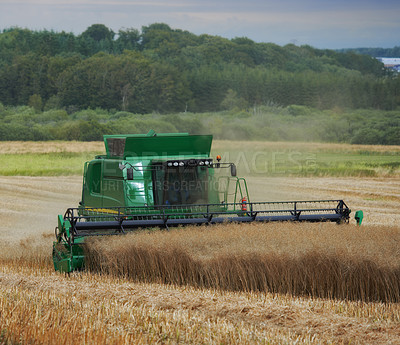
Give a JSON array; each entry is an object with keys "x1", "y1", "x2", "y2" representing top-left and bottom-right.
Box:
[
  {"x1": 230, "y1": 164, "x2": 237, "y2": 177},
  {"x1": 127, "y1": 168, "x2": 134, "y2": 180}
]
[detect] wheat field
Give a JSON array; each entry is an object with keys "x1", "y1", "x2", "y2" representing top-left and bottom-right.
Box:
[
  {"x1": 0, "y1": 140, "x2": 400, "y2": 344},
  {"x1": 85, "y1": 223, "x2": 400, "y2": 303},
  {"x1": 1, "y1": 235, "x2": 400, "y2": 345}
]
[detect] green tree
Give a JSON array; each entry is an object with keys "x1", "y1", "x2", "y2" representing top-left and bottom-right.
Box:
[
  {"x1": 82, "y1": 24, "x2": 115, "y2": 41},
  {"x1": 116, "y1": 28, "x2": 140, "y2": 51},
  {"x1": 220, "y1": 89, "x2": 248, "y2": 110},
  {"x1": 28, "y1": 94, "x2": 43, "y2": 113}
]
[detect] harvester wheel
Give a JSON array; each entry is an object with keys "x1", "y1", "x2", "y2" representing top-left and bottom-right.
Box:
[{"x1": 55, "y1": 226, "x2": 59, "y2": 241}]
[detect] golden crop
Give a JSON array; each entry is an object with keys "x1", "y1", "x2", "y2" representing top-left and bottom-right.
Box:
[
  {"x1": 86, "y1": 222, "x2": 400, "y2": 303},
  {"x1": 1, "y1": 222, "x2": 400, "y2": 345}
]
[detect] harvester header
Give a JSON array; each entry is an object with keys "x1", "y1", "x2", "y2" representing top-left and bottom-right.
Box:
[{"x1": 53, "y1": 130, "x2": 361, "y2": 273}]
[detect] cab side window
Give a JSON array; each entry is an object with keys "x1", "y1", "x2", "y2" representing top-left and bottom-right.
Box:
[{"x1": 90, "y1": 162, "x2": 102, "y2": 194}]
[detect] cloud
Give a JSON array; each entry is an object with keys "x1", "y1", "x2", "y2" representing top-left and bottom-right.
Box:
[{"x1": 0, "y1": 0, "x2": 399, "y2": 48}]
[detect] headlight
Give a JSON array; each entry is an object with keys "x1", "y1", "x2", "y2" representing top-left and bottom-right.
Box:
[
  {"x1": 199, "y1": 161, "x2": 205, "y2": 166},
  {"x1": 205, "y1": 160, "x2": 210, "y2": 165},
  {"x1": 179, "y1": 161, "x2": 185, "y2": 166},
  {"x1": 173, "y1": 162, "x2": 179, "y2": 167}
]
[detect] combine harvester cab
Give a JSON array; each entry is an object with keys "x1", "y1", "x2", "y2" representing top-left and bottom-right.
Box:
[{"x1": 53, "y1": 130, "x2": 360, "y2": 273}]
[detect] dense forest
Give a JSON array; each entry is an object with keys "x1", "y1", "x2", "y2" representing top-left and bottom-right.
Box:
[
  {"x1": 0, "y1": 23, "x2": 399, "y2": 144},
  {"x1": 0, "y1": 23, "x2": 399, "y2": 112}
]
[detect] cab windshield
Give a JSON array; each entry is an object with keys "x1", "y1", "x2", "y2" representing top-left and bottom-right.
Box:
[{"x1": 152, "y1": 165, "x2": 209, "y2": 205}]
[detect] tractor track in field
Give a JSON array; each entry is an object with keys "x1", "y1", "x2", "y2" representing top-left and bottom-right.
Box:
[{"x1": 0, "y1": 176, "x2": 81, "y2": 244}]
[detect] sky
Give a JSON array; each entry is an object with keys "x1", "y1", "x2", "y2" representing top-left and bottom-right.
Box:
[{"x1": 0, "y1": 0, "x2": 399, "y2": 49}]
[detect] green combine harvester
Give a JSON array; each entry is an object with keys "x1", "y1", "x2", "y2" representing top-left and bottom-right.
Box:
[{"x1": 53, "y1": 130, "x2": 362, "y2": 272}]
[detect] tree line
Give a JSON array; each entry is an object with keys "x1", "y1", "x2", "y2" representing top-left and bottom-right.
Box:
[
  {"x1": 0, "y1": 23, "x2": 399, "y2": 113},
  {"x1": 0, "y1": 103, "x2": 399, "y2": 145}
]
